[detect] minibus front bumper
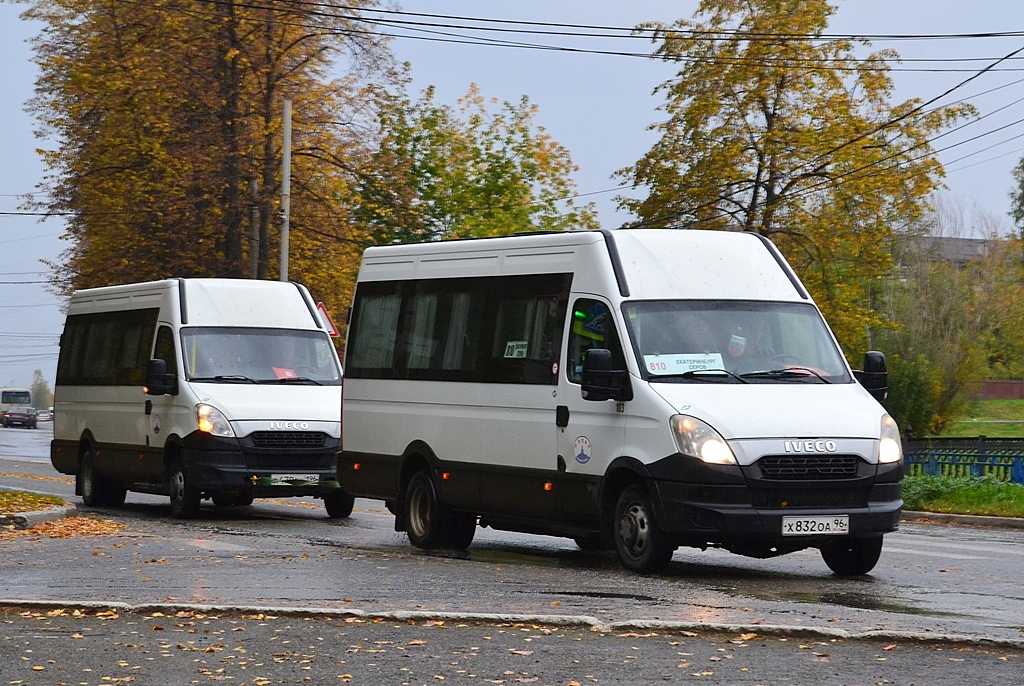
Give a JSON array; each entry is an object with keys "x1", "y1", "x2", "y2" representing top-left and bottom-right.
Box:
[
  {"x1": 180, "y1": 431, "x2": 341, "y2": 496},
  {"x1": 647, "y1": 452, "x2": 904, "y2": 547}
]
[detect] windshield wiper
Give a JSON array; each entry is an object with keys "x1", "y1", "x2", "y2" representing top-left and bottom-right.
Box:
[
  {"x1": 740, "y1": 367, "x2": 831, "y2": 383},
  {"x1": 189, "y1": 375, "x2": 257, "y2": 384},
  {"x1": 271, "y1": 376, "x2": 323, "y2": 386},
  {"x1": 651, "y1": 369, "x2": 750, "y2": 384}
]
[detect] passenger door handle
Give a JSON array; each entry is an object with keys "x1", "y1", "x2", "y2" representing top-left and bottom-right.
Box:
[{"x1": 555, "y1": 405, "x2": 569, "y2": 428}]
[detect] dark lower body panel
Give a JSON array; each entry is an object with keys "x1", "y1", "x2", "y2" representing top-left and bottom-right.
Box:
[{"x1": 52, "y1": 435, "x2": 343, "y2": 499}]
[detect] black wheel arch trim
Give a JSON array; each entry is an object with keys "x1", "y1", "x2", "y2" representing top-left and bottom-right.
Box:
[{"x1": 600, "y1": 456, "x2": 664, "y2": 527}]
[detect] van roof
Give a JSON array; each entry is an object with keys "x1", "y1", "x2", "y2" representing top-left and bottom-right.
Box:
[
  {"x1": 612, "y1": 230, "x2": 807, "y2": 301},
  {"x1": 360, "y1": 229, "x2": 808, "y2": 302},
  {"x1": 67, "y1": 278, "x2": 324, "y2": 330}
]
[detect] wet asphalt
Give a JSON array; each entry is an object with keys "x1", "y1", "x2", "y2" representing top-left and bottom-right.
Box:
[{"x1": 4, "y1": 425, "x2": 1024, "y2": 683}]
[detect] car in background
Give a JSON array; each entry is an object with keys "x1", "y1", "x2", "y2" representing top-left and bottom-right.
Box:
[
  {"x1": 2, "y1": 405, "x2": 38, "y2": 429},
  {"x1": 37, "y1": 409, "x2": 52, "y2": 421}
]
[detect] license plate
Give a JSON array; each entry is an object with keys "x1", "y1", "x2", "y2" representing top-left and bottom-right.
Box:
[
  {"x1": 268, "y1": 474, "x2": 320, "y2": 484},
  {"x1": 781, "y1": 515, "x2": 849, "y2": 536}
]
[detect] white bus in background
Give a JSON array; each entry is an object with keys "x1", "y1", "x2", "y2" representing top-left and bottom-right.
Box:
[
  {"x1": 1, "y1": 388, "x2": 31, "y2": 413},
  {"x1": 338, "y1": 229, "x2": 903, "y2": 577},
  {"x1": 50, "y1": 278, "x2": 354, "y2": 519}
]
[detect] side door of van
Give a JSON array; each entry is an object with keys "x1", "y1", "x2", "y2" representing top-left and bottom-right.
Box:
[
  {"x1": 142, "y1": 323, "x2": 180, "y2": 484},
  {"x1": 470, "y1": 277, "x2": 570, "y2": 523},
  {"x1": 556, "y1": 297, "x2": 628, "y2": 526}
]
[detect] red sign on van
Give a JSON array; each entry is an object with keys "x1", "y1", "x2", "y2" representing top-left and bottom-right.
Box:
[{"x1": 317, "y1": 302, "x2": 340, "y2": 337}]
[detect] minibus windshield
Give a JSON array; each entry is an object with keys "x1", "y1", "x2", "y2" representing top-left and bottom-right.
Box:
[
  {"x1": 181, "y1": 327, "x2": 341, "y2": 385},
  {"x1": 623, "y1": 300, "x2": 851, "y2": 384}
]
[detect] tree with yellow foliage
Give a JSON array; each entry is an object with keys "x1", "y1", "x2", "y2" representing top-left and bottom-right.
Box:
[
  {"x1": 14, "y1": 0, "x2": 391, "y2": 314},
  {"x1": 617, "y1": 0, "x2": 972, "y2": 354}
]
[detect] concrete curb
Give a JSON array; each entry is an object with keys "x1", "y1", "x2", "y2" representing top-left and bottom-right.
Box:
[
  {"x1": 901, "y1": 510, "x2": 1024, "y2": 529},
  {"x1": 1, "y1": 505, "x2": 79, "y2": 530},
  {"x1": 2, "y1": 598, "x2": 1022, "y2": 650}
]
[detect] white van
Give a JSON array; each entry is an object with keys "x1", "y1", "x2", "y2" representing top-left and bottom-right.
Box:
[
  {"x1": 50, "y1": 278, "x2": 353, "y2": 519},
  {"x1": 338, "y1": 229, "x2": 903, "y2": 576}
]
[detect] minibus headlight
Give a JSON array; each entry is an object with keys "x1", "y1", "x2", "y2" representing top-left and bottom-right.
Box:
[
  {"x1": 197, "y1": 404, "x2": 234, "y2": 438},
  {"x1": 670, "y1": 415, "x2": 736, "y2": 465},
  {"x1": 879, "y1": 414, "x2": 902, "y2": 464}
]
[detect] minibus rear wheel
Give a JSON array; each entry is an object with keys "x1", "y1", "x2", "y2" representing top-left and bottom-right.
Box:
[
  {"x1": 79, "y1": 449, "x2": 126, "y2": 508},
  {"x1": 405, "y1": 471, "x2": 448, "y2": 549},
  {"x1": 820, "y1": 535, "x2": 883, "y2": 576},
  {"x1": 613, "y1": 485, "x2": 674, "y2": 574}
]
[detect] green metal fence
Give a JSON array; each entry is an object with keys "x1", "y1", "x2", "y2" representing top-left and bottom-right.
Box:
[{"x1": 904, "y1": 437, "x2": 1024, "y2": 483}]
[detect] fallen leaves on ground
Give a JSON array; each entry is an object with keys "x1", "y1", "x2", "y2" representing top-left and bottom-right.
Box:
[
  {"x1": 0, "y1": 515, "x2": 126, "y2": 541},
  {"x1": 0, "y1": 489, "x2": 68, "y2": 513}
]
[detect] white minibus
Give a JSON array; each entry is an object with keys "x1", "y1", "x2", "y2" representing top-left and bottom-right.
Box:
[
  {"x1": 338, "y1": 229, "x2": 903, "y2": 575},
  {"x1": 51, "y1": 278, "x2": 354, "y2": 518}
]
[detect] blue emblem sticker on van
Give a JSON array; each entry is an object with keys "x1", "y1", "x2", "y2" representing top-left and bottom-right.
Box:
[{"x1": 574, "y1": 436, "x2": 592, "y2": 464}]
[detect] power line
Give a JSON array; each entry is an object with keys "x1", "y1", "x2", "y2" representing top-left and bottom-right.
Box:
[
  {"x1": 105, "y1": 0, "x2": 1024, "y2": 72},
  {"x1": 139, "y1": 0, "x2": 1024, "y2": 44}
]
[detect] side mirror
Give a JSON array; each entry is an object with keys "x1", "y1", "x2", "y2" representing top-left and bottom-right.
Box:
[
  {"x1": 853, "y1": 351, "x2": 887, "y2": 402},
  {"x1": 580, "y1": 349, "x2": 633, "y2": 402},
  {"x1": 145, "y1": 358, "x2": 178, "y2": 396}
]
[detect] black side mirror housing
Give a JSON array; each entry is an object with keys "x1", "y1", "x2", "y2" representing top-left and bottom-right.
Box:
[
  {"x1": 853, "y1": 350, "x2": 887, "y2": 402},
  {"x1": 580, "y1": 348, "x2": 633, "y2": 402},
  {"x1": 145, "y1": 358, "x2": 178, "y2": 396}
]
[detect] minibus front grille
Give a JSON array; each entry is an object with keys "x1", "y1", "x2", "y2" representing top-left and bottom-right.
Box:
[
  {"x1": 756, "y1": 455, "x2": 860, "y2": 480},
  {"x1": 751, "y1": 487, "x2": 870, "y2": 509},
  {"x1": 249, "y1": 431, "x2": 328, "y2": 449}
]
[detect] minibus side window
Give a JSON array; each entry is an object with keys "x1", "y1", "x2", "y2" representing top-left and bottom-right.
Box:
[
  {"x1": 348, "y1": 292, "x2": 402, "y2": 371},
  {"x1": 488, "y1": 293, "x2": 566, "y2": 385},
  {"x1": 346, "y1": 274, "x2": 569, "y2": 383},
  {"x1": 56, "y1": 309, "x2": 160, "y2": 386},
  {"x1": 567, "y1": 299, "x2": 627, "y2": 383}
]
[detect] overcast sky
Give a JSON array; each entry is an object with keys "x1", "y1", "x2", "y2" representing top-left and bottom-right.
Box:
[{"x1": 2, "y1": 0, "x2": 1024, "y2": 389}]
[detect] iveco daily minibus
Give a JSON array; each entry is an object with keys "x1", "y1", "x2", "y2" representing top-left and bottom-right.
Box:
[
  {"x1": 337, "y1": 229, "x2": 903, "y2": 575},
  {"x1": 51, "y1": 278, "x2": 354, "y2": 519}
]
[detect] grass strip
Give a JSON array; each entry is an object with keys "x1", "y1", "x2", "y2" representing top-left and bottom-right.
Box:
[{"x1": 902, "y1": 474, "x2": 1024, "y2": 517}]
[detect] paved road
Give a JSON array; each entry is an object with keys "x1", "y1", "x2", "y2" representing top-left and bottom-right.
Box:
[
  {"x1": 2, "y1": 606, "x2": 1021, "y2": 686},
  {"x1": 3, "y1": 425, "x2": 1024, "y2": 647}
]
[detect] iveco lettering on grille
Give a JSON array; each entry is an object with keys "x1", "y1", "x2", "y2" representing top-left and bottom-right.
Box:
[
  {"x1": 271, "y1": 421, "x2": 310, "y2": 430},
  {"x1": 783, "y1": 440, "x2": 838, "y2": 453}
]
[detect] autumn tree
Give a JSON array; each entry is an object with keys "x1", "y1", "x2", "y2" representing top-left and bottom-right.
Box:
[
  {"x1": 876, "y1": 200, "x2": 1022, "y2": 436},
  {"x1": 13, "y1": 0, "x2": 391, "y2": 308},
  {"x1": 617, "y1": 0, "x2": 972, "y2": 355},
  {"x1": 352, "y1": 82, "x2": 598, "y2": 246},
  {"x1": 1009, "y1": 156, "x2": 1024, "y2": 234},
  {"x1": 30, "y1": 369, "x2": 53, "y2": 410}
]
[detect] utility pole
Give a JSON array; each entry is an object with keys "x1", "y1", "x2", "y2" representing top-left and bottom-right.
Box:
[{"x1": 280, "y1": 98, "x2": 292, "y2": 282}]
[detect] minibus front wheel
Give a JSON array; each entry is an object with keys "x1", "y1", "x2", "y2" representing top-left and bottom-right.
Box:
[
  {"x1": 168, "y1": 455, "x2": 201, "y2": 519},
  {"x1": 613, "y1": 485, "x2": 675, "y2": 574},
  {"x1": 323, "y1": 491, "x2": 355, "y2": 519},
  {"x1": 820, "y1": 535, "x2": 883, "y2": 576}
]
